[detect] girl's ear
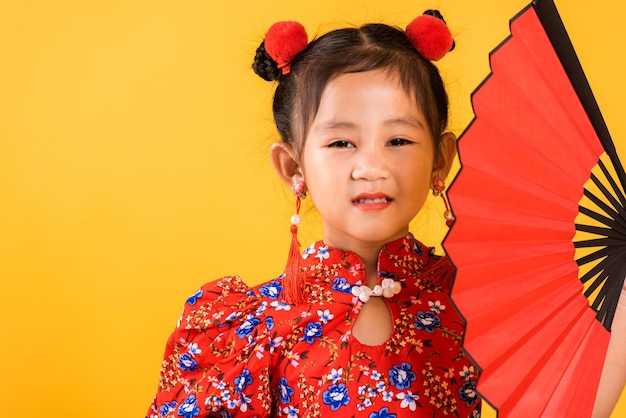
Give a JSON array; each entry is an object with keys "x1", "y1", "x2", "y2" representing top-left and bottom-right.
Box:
[
  {"x1": 433, "y1": 131, "x2": 457, "y2": 178},
  {"x1": 270, "y1": 141, "x2": 304, "y2": 189}
]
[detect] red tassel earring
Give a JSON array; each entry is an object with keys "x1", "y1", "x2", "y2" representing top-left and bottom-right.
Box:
[
  {"x1": 432, "y1": 175, "x2": 454, "y2": 227},
  {"x1": 283, "y1": 180, "x2": 306, "y2": 304}
]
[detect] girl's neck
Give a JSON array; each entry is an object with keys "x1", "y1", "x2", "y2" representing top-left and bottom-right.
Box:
[
  {"x1": 324, "y1": 238, "x2": 384, "y2": 288},
  {"x1": 322, "y1": 229, "x2": 411, "y2": 288},
  {"x1": 347, "y1": 244, "x2": 381, "y2": 287}
]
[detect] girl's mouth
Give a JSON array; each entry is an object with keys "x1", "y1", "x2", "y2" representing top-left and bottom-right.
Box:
[
  {"x1": 353, "y1": 197, "x2": 391, "y2": 204},
  {"x1": 352, "y1": 194, "x2": 393, "y2": 210}
]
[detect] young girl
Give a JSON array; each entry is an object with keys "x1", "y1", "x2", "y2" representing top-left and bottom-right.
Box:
[{"x1": 147, "y1": 11, "x2": 482, "y2": 417}]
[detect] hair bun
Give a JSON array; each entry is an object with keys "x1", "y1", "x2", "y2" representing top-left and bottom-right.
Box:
[
  {"x1": 406, "y1": 10, "x2": 454, "y2": 61},
  {"x1": 253, "y1": 41, "x2": 282, "y2": 81}
]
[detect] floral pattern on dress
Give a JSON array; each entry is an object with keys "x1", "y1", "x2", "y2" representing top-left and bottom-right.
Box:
[{"x1": 147, "y1": 234, "x2": 480, "y2": 417}]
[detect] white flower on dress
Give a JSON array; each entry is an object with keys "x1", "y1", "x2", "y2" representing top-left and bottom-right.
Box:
[
  {"x1": 283, "y1": 405, "x2": 299, "y2": 417},
  {"x1": 397, "y1": 391, "x2": 419, "y2": 411},
  {"x1": 314, "y1": 246, "x2": 330, "y2": 261},
  {"x1": 327, "y1": 368, "x2": 344, "y2": 384},
  {"x1": 187, "y1": 342, "x2": 202, "y2": 356},
  {"x1": 317, "y1": 309, "x2": 334, "y2": 324},
  {"x1": 270, "y1": 300, "x2": 291, "y2": 311},
  {"x1": 301, "y1": 244, "x2": 316, "y2": 259},
  {"x1": 382, "y1": 390, "x2": 394, "y2": 402},
  {"x1": 429, "y1": 299, "x2": 446, "y2": 313},
  {"x1": 460, "y1": 365, "x2": 476, "y2": 380}
]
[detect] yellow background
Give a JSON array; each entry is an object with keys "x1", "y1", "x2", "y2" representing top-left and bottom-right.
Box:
[{"x1": 1, "y1": 1, "x2": 624, "y2": 417}]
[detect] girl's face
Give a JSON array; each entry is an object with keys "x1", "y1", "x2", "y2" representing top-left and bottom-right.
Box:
[{"x1": 301, "y1": 69, "x2": 440, "y2": 251}]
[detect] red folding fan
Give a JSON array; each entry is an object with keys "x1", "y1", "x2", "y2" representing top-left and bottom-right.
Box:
[{"x1": 445, "y1": 0, "x2": 626, "y2": 416}]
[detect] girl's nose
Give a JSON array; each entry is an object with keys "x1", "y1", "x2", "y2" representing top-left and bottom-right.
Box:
[{"x1": 351, "y1": 146, "x2": 390, "y2": 181}]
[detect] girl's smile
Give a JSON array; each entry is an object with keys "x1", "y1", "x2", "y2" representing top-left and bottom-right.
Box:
[{"x1": 351, "y1": 193, "x2": 393, "y2": 211}]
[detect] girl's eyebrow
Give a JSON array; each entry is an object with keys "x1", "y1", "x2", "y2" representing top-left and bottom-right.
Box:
[
  {"x1": 382, "y1": 117, "x2": 424, "y2": 129},
  {"x1": 315, "y1": 117, "x2": 424, "y2": 131},
  {"x1": 314, "y1": 121, "x2": 357, "y2": 131}
]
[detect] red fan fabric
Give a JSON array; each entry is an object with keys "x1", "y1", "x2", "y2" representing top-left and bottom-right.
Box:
[{"x1": 446, "y1": 5, "x2": 610, "y2": 417}]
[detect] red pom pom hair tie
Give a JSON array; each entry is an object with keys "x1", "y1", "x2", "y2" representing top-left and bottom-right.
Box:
[
  {"x1": 264, "y1": 21, "x2": 308, "y2": 75},
  {"x1": 406, "y1": 10, "x2": 454, "y2": 61}
]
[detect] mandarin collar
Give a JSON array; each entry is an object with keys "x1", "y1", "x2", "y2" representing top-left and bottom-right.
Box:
[{"x1": 299, "y1": 234, "x2": 436, "y2": 287}]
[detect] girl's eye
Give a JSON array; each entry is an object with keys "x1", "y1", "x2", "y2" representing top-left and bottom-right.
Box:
[
  {"x1": 387, "y1": 138, "x2": 413, "y2": 146},
  {"x1": 328, "y1": 140, "x2": 354, "y2": 148}
]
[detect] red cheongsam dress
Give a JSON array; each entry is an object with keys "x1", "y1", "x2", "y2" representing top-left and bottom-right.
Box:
[{"x1": 147, "y1": 234, "x2": 481, "y2": 417}]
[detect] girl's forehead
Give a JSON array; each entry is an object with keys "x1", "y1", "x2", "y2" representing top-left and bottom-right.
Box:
[
  {"x1": 316, "y1": 70, "x2": 421, "y2": 115},
  {"x1": 323, "y1": 69, "x2": 417, "y2": 104},
  {"x1": 325, "y1": 68, "x2": 404, "y2": 89}
]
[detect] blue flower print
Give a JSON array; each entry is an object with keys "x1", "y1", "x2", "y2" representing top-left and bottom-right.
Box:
[
  {"x1": 458, "y1": 380, "x2": 479, "y2": 406},
  {"x1": 266, "y1": 316, "x2": 274, "y2": 330},
  {"x1": 302, "y1": 321, "x2": 323, "y2": 344},
  {"x1": 414, "y1": 310, "x2": 441, "y2": 333},
  {"x1": 259, "y1": 281, "x2": 282, "y2": 299},
  {"x1": 186, "y1": 289, "x2": 203, "y2": 305},
  {"x1": 235, "y1": 317, "x2": 261, "y2": 339},
  {"x1": 277, "y1": 376, "x2": 295, "y2": 404},
  {"x1": 331, "y1": 277, "x2": 352, "y2": 294},
  {"x1": 178, "y1": 353, "x2": 198, "y2": 372},
  {"x1": 177, "y1": 394, "x2": 200, "y2": 418},
  {"x1": 234, "y1": 369, "x2": 253, "y2": 392},
  {"x1": 370, "y1": 407, "x2": 396, "y2": 418},
  {"x1": 323, "y1": 383, "x2": 350, "y2": 411},
  {"x1": 159, "y1": 401, "x2": 177, "y2": 416},
  {"x1": 388, "y1": 363, "x2": 416, "y2": 390}
]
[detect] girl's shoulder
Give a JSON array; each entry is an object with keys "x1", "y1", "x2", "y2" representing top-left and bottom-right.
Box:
[
  {"x1": 176, "y1": 274, "x2": 294, "y2": 331},
  {"x1": 148, "y1": 275, "x2": 296, "y2": 417}
]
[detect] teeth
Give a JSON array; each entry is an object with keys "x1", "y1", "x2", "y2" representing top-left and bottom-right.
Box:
[{"x1": 356, "y1": 198, "x2": 389, "y2": 204}]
